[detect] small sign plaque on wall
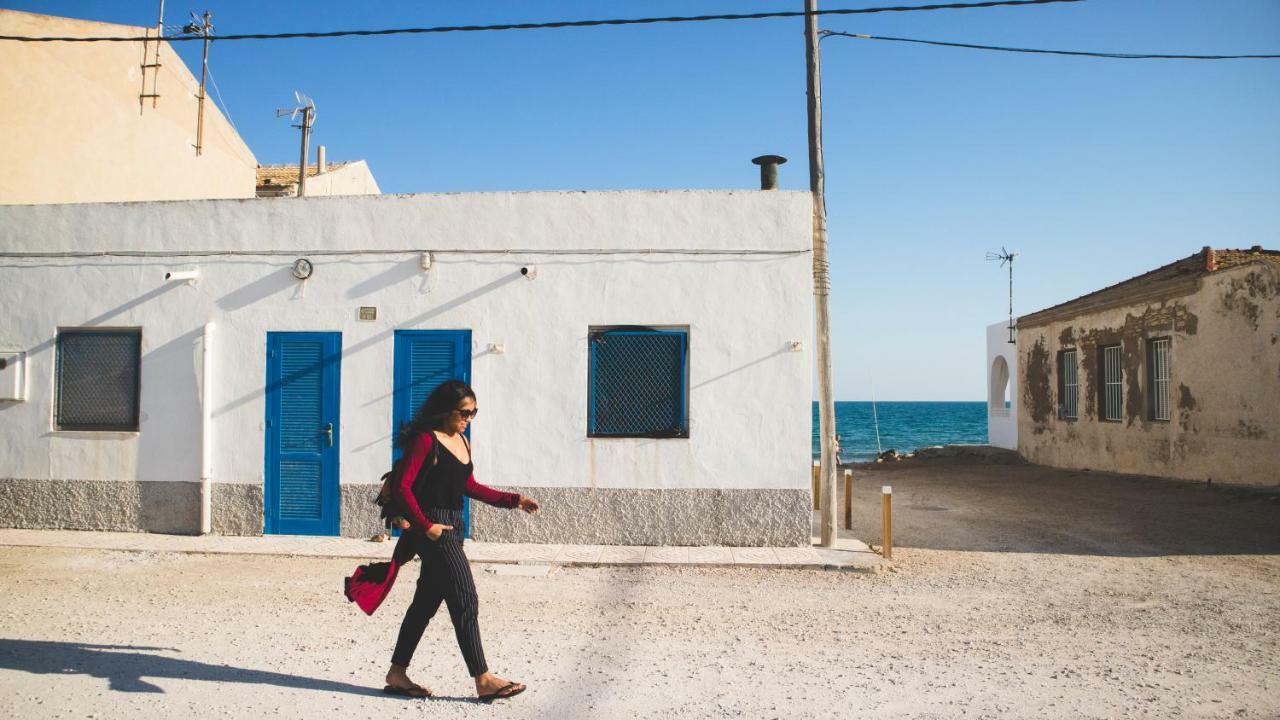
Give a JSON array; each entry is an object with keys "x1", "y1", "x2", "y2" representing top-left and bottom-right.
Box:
[{"x1": 358, "y1": 307, "x2": 377, "y2": 321}]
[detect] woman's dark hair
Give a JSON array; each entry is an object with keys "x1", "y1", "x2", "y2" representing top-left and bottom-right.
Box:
[{"x1": 397, "y1": 380, "x2": 477, "y2": 448}]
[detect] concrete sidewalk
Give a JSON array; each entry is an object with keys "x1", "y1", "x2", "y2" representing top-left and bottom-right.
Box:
[{"x1": 0, "y1": 528, "x2": 883, "y2": 571}]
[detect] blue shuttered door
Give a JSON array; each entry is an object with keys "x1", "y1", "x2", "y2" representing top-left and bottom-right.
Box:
[
  {"x1": 265, "y1": 332, "x2": 342, "y2": 535},
  {"x1": 393, "y1": 330, "x2": 472, "y2": 536}
]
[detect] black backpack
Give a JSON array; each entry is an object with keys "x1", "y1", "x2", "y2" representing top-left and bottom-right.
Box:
[{"x1": 374, "y1": 437, "x2": 440, "y2": 528}]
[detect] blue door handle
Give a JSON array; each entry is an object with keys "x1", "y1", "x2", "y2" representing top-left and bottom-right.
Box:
[{"x1": 323, "y1": 422, "x2": 334, "y2": 447}]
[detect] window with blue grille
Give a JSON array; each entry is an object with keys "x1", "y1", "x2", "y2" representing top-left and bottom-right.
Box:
[{"x1": 588, "y1": 327, "x2": 688, "y2": 438}]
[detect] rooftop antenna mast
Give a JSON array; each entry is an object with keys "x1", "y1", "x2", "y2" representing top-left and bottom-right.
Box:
[
  {"x1": 182, "y1": 11, "x2": 213, "y2": 156},
  {"x1": 986, "y1": 247, "x2": 1019, "y2": 344},
  {"x1": 276, "y1": 92, "x2": 315, "y2": 197}
]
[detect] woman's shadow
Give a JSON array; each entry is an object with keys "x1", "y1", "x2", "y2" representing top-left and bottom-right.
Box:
[{"x1": 0, "y1": 639, "x2": 471, "y2": 702}]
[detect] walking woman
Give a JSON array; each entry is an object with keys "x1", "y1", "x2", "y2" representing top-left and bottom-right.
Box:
[{"x1": 384, "y1": 380, "x2": 540, "y2": 702}]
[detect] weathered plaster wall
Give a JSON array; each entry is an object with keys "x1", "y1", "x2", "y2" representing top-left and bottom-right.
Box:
[
  {"x1": 0, "y1": 191, "x2": 814, "y2": 543},
  {"x1": 1017, "y1": 263, "x2": 1280, "y2": 486},
  {"x1": 0, "y1": 10, "x2": 257, "y2": 205}
]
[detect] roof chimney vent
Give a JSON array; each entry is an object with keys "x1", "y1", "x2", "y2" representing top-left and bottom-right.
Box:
[
  {"x1": 317, "y1": 145, "x2": 327, "y2": 174},
  {"x1": 751, "y1": 155, "x2": 787, "y2": 190},
  {"x1": 1202, "y1": 246, "x2": 1218, "y2": 272}
]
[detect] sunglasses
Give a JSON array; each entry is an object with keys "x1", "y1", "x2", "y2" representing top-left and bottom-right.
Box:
[{"x1": 453, "y1": 408, "x2": 479, "y2": 420}]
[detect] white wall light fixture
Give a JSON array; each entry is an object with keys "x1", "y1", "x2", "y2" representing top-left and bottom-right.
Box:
[
  {"x1": 165, "y1": 269, "x2": 200, "y2": 284},
  {"x1": 788, "y1": 340, "x2": 804, "y2": 352},
  {"x1": 487, "y1": 343, "x2": 505, "y2": 355},
  {"x1": 420, "y1": 251, "x2": 433, "y2": 271},
  {"x1": 520, "y1": 265, "x2": 537, "y2": 280},
  {"x1": 0, "y1": 350, "x2": 26, "y2": 401}
]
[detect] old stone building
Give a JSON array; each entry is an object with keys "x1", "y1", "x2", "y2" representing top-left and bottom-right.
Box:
[{"x1": 1014, "y1": 246, "x2": 1278, "y2": 487}]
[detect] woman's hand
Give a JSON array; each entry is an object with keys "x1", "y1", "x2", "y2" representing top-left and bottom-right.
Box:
[
  {"x1": 394, "y1": 518, "x2": 411, "y2": 531},
  {"x1": 426, "y1": 523, "x2": 454, "y2": 541},
  {"x1": 517, "y1": 497, "x2": 540, "y2": 514}
]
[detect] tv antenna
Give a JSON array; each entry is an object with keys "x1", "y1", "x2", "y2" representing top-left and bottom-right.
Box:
[
  {"x1": 276, "y1": 91, "x2": 316, "y2": 197},
  {"x1": 986, "y1": 246, "x2": 1019, "y2": 344}
]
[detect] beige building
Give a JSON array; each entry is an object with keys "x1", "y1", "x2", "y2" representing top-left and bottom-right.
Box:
[
  {"x1": 0, "y1": 10, "x2": 258, "y2": 205},
  {"x1": 1015, "y1": 247, "x2": 1279, "y2": 487},
  {"x1": 0, "y1": 10, "x2": 380, "y2": 206},
  {"x1": 256, "y1": 155, "x2": 380, "y2": 198}
]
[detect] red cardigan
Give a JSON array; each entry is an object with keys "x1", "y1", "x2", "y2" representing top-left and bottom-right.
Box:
[{"x1": 395, "y1": 431, "x2": 520, "y2": 534}]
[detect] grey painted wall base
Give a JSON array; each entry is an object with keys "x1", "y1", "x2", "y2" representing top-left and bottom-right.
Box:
[
  {"x1": 212, "y1": 484, "x2": 262, "y2": 536},
  {"x1": 1, "y1": 479, "x2": 810, "y2": 545},
  {"x1": 470, "y1": 486, "x2": 811, "y2": 546},
  {"x1": 341, "y1": 484, "x2": 384, "y2": 538},
  {"x1": 0, "y1": 478, "x2": 200, "y2": 535}
]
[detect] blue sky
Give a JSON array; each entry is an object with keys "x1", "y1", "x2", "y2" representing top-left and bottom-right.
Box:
[{"x1": 8, "y1": 1, "x2": 1279, "y2": 400}]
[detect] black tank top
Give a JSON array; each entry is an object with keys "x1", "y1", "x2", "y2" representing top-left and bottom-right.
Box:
[{"x1": 412, "y1": 432, "x2": 473, "y2": 511}]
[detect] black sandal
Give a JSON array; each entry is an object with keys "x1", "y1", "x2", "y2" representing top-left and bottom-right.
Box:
[
  {"x1": 478, "y1": 682, "x2": 526, "y2": 702},
  {"x1": 383, "y1": 683, "x2": 433, "y2": 698}
]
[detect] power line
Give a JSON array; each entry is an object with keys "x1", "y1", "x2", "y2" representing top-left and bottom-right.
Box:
[
  {"x1": 0, "y1": 248, "x2": 811, "y2": 259},
  {"x1": 0, "y1": 0, "x2": 1082, "y2": 43},
  {"x1": 821, "y1": 30, "x2": 1280, "y2": 59},
  {"x1": 205, "y1": 64, "x2": 237, "y2": 134}
]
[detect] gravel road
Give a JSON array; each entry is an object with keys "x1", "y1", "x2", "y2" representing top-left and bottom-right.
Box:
[{"x1": 2, "y1": 459, "x2": 1277, "y2": 719}]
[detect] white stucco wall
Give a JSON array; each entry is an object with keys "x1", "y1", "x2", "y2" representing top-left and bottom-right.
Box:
[
  {"x1": 306, "y1": 161, "x2": 380, "y2": 197},
  {"x1": 986, "y1": 321, "x2": 1018, "y2": 450},
  {"x1": 0, "y1": 192, "x2": 813, "y2": 519}
]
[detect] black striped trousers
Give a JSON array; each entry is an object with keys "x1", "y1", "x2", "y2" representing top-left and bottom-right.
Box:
[{"x1": 391, "y1": 508, "x2": 488, "y2": 677}]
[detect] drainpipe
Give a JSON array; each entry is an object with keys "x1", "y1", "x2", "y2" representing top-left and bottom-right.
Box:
[{"x1": 200, "y1": 322, "x2": 215, "y2": 534}]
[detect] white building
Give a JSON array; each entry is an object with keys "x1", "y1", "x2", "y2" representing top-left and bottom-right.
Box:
[
  {"x1": 986, "y1": 321, "x2": 1018, "y2": 450},
  {"x1": 0, "y1": 190, "x2": 814, "y2": 545}
]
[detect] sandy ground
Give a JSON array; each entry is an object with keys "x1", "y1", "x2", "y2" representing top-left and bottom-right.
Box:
[{"x1": 2, "y1": 459, "x2": 1278, "y2": 719}]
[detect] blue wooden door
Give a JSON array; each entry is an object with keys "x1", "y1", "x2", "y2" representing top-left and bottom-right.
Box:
[
  {"x1": 392, "y1": 330, "x2": 472, "y2": 536},
  {"x1": 265, "y1": 332, "x2": 342, "y2": 536}
]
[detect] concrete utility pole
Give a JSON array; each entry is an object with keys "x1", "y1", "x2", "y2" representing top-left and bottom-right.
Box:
[{"x1": 805, "y1": 0, "x2": 839, "y2": 547}]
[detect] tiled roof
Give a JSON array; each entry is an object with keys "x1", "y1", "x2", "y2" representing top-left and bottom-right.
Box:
[
  {"x1": 1018, "y1": 246, "x2": 1278, "y2": 328},
  {"x1": 255, "y1": 162, "x2": 351, "y2": 188}
]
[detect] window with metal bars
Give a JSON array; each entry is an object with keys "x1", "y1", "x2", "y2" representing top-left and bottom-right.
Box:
[
  {"x1": 1148, "y1": 338, "x2": 1171, "y2": 421},
  {"x1": 1058, "y1": 348, "x2": 1078, "y2": 420},
  {"x1": 55, "y1": 328, "x2": 142, "y2": 431},
  {"x1": 588, "y1": 327, "x2": 689, "y2": 438},
  {"x1": 1099, "y1": 344, "x2": 1123, "y2": 422}
]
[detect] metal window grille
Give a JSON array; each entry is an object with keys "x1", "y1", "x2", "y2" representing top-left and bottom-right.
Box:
[
  {"x1": 589, "y1": 328, "x2": 688, "y2": 438},
  {"x1": 55, "y1": 329, "x2": 142, "y2": 431},
  {"x1": 1059, "y1": 349, "x2": 1078, "y2": 420},
  {"x1": 1150, "y1": 338, "x2": 1171, "y2": 421},
  {"x1": 1102, "y1": 345, "x2": 1123, "y2": 422}
]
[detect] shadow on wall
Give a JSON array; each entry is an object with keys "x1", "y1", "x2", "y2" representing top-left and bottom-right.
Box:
[
  {"x1": 22, "y1": 282, "x2": 184, "y2": 359},
  {"x1": 345, "y1": 257, "x2": 422, "y2": 299},
  {"x1": 0, "y1": 639, "x2": 391, "y2": 697},
  {"x1": 136, "y1": 328, "x2": 204, "y2": 532},
  {"x1": 847, "y1": 461, "x2": 1280, "y2": 557},
  {"x1": 216, "y1": 266, "x2": 296, "y2": 312},
  {"x1": 214, "y1": 270, "x2": 524, "y2": 420}
]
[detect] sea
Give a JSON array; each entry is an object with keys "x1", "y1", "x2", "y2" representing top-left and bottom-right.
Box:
[{"x1": 812, "y1": 401, "x2": 988, "y2": 463}]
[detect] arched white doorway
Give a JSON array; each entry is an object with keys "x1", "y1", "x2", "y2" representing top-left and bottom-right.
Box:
[{"x1": 989, "y1": 355, "x2": 1010, "y2": 415}]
